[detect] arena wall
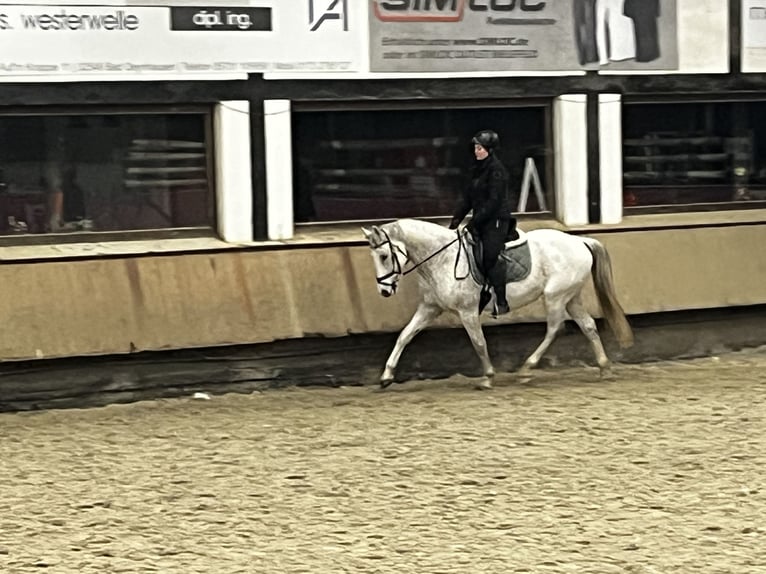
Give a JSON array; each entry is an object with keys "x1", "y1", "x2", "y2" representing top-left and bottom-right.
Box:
[{"x1": 2, "y1": 217, "x2": 764, "y2": 362}]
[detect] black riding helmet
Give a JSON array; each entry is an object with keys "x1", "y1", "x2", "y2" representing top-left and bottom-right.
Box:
[{"x1": 472, "y1": 130, "x2": 500, "y2": 153}]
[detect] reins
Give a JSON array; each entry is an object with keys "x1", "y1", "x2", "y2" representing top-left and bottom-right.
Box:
[
  {"x1": 453, "y1": 229, "x2": 471, "y2": 281},
  {"x1": 371, "y1": 228, "x2": 471, "y2": 286}
]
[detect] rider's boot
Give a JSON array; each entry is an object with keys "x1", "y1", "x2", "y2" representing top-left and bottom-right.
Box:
[{"x1": 489, "y1": 264, "x2": 510, "y2": 316}]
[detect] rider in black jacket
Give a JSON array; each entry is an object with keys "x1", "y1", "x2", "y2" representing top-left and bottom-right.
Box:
[{"x1": 449, "y1": 130, "x2": 517, "y2": 315}]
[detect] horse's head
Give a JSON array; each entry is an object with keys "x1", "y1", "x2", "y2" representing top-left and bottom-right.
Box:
[{"x1": 362, "y1": 224, "x2": 408, "y2": 298}]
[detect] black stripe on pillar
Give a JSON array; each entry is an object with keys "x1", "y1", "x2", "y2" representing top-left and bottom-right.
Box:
[
  {"x1": 249, "y1": 97, "x2": 268, "y2": 241},
  {"x1": 730, "y1": 0, "x2": 741, "y2": 74},
  {"x1": 586, "y1": 92, "x2": 601, "y2": 224}
]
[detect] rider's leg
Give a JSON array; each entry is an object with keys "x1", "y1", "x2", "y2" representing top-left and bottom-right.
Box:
[
  {"x1": 472, "y1": 229, "x2": 493, "y2": 313},
  {"x1": 483, "y1": 221, "x2": 510, "y2": 315},
  {"x1": 488, "y1": 263, "x2": 509, "y2": 315}
]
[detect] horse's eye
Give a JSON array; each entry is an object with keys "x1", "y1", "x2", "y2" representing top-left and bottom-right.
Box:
[{"x1": 381, "y1": 254, "x2": 389, "y2": 262}]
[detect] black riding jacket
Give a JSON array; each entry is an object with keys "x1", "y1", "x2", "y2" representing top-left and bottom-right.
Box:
[{"x1": 452, "y1": 153, "x2": 512, "y2": 233}]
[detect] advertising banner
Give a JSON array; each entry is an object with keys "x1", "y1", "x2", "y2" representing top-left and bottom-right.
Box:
[
  {"x1": 0, "y1": 1, "x2": 360, "y2": 77},
  {"x1": 369, "y1": 0, "x2": 678, "y2": 73},
  {"x1": 743, "y1": 0, "x2": 766, "y2": 72}
]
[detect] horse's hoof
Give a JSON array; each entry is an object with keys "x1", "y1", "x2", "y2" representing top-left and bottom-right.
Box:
[
  {"x1": 380, "y1": 379, "x2": 394, "y2": 389},
  {"x1": 516, "y1": 366, "x2": 534, "y2": 383},
  {"x1": 598, "y1": 364, "x2": 614, "y2": 379},
  {"x1": 475, "y1": 378, "x2": 493, "y2": 390}
]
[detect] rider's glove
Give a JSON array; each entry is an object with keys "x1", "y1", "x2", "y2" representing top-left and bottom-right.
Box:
[{"x1": 448, "y1": 218, "x2": 461, "y2": 230}]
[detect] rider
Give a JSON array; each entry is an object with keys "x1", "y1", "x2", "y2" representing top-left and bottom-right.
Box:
[{"x1": 449, "y1": 129, "x2": 518, "y2": 315}]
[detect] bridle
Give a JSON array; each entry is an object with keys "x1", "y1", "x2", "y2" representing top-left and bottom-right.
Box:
[
  {"x1": 370, "y1": 228, "x2": 470, "y2": 290},
  {"x1": 369, "y1": 228, "x2": 408, "y2": 290}
]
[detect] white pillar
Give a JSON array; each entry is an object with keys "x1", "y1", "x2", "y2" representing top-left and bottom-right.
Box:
[
  {"x1": 214, "y1": 100, "x2": 253, "y2": 243},
  {"x1": 553, "y1": 94, "x2": 589, "y2": 226},
  {"x1": 599, "y1": 94, "x2": 623, "y2": 224},
  {"x1": 264, "y1": 99, "x2": 294, "y2": 240}
]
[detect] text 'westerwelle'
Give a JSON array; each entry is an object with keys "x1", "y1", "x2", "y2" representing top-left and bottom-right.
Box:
[{"x1": 0, "y1": 9, "x2": 140, "y2": 31}]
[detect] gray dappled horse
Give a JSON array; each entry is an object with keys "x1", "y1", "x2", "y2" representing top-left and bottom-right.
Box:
[{"x1": 362, "y1": 218, "x2": 634, "y2": 389}]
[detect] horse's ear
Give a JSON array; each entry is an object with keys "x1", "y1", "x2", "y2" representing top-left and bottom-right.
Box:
[{"x1": 362, "y1": 225, "x2": 381, "y2": 242}]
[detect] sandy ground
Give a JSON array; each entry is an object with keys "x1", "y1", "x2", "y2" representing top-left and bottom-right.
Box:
[{"x1": 1, "y1": 349, "x2": 765, "y2": 574}]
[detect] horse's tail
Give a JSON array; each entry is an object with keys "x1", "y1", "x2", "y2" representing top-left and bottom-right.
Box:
[{"x1": 583, "y1": 238, "x2": 634, "y2": 349}]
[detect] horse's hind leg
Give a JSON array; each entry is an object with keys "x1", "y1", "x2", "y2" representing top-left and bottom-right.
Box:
[
  {"x1": 380, "y1": 302, "x2": 442, "y2": 387},
  {"x1": 566, "y1": 293, "x2": 610, "y2": 370},
  {"x1": 458, "y1": 309, "x2": 495, "y2": 390},
  {"x1": 519, "y1": 295, "x2": 568, "y2": 374}
]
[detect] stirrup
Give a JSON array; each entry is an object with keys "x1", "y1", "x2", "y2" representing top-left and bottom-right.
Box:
[{"x1": 492, "y1": 301, "x2": 510, "y2": 317}]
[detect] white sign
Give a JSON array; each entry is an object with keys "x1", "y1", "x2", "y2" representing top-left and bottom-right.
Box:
[
  {"x1": 743, "y1": 0, "x2": 766, "y2": 72},
  {"x1": 0, "y1": 1, "x2": 361, "y2": 77},
  {"x1": 369, "y1": 0, "x2": 678, "y2": 73}
]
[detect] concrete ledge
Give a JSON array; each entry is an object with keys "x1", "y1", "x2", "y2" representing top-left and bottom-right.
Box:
[{"x1": 2, "y1": 305, "x2": 766, "y2": 413}]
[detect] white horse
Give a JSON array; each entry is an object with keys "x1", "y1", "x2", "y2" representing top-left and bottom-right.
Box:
[{"x1": 362, "y1": 218, "x2": 634, "y2": 389}]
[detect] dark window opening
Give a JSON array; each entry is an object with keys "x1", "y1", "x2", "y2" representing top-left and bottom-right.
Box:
[
  {"x1": 0, "y1": 111, "x2": 214, "y2": 237},
  {"x1": 623, "y1": 101, "x2": 766, "y2": 209},
  {"x1": 292, "y1": 105, "x2": 551, "y2": 223}
]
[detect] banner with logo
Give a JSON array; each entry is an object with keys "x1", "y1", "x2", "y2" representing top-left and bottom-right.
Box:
[
  {"x1": 369, "y1": 0, "x2": 678, "y2": 73},
  {"x1": 743, "y1": 0, "x2": 766, "y2": 71},
  {"x1": 0, "y1": 1, "x2": 360, "y2": 77}
]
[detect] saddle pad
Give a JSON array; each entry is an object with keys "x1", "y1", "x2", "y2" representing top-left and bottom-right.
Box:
[
  {"x1": 466, "y1": 233, "x2": 532, "y2": 285},
  {"x1": 499, "y1": 241, "x2": 532, "y2": 283}
]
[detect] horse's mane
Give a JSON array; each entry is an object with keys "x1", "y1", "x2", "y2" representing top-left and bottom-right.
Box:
[{"x1": 386, "y1": 218, "x2": 454, "y2": 242}]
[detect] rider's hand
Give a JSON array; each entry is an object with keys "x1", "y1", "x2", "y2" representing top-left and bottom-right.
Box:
[{"x1": 448, "y1": 218, "x2": 460, "y2": 230}]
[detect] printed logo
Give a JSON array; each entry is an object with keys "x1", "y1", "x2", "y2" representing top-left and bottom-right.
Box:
[
  {"x1": 309, "y1": 0, "x2": 348, "y2": 31},
  {"x1": 373, "y1": 0, "x2": 546, "y2": 23},
  {"x1": 373, "y1": 0, "x2": 465, "y2": 22},
  {"x1": 170, "y1": 7, "x2": 271, "y2": 31}
]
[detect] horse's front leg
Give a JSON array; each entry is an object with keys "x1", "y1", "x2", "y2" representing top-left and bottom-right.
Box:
[
  {"x1": 458, "y1": 309, "x2": 495, "y2": 390},
  {"x1": 380, "y1": 303, "x2": 442, "y2": 388}
]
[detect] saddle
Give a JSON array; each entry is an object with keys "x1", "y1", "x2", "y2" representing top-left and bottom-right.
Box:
[{"x1": 465, "y1": 229, "x2": 533, "y2": 287}]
